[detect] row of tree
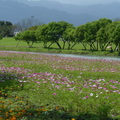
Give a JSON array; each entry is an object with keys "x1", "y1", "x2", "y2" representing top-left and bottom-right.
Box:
[{"x1": 14, "y1": 18, "x2": 120, "y2": 52}]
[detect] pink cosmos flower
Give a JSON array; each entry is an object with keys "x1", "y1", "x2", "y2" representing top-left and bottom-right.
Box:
[
  {"x1": 53, "y1": 93, "x2": 57, "y2": 95},
  {"x1": 85, "y1": 96, "x2": 89, "y2": 99}
]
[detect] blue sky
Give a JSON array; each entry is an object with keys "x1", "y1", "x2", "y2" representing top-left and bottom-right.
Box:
[{"x1": 31, "y1": 0, "x2": 120, "y2": 5}]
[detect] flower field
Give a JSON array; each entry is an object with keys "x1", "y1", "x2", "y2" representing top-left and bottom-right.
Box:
[{"x1": 0, "y1": 51, "x2": 120, "y2": 120}]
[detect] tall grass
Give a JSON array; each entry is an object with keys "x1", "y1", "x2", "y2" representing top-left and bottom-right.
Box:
[{"x1": 0, "y1": 51, "x2": 120, "y2": 120}]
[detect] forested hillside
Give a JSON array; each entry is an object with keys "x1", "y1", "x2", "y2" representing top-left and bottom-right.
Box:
[{"x1": 1, "y1": 0, "x2": 120, "y2": 26}]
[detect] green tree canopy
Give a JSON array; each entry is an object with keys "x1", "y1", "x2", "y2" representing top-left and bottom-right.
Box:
[
  {"x1": 74, "y1": 25, "x2": 87, "y2": 50},
  {"x1": 111, "y1": 24, "x2": 120, "y2": 52},
  {"x1": 63, "y1": 27, "x2": 75, "y2": 49},
  {"x1": 83, "y1": 18, "x2": 112, "y2": 50},
  {"x1": 96, "y1": 27, "x2": 111, "y2": 51},
  {"x1": 14, "y1": 30, "x2": 37, "y2": 47},
  {"x1": 36, "y1": 21, "x2": 74, "y2": 49},
  {"x1": 36, "y1": 24, "x2": 50, "y2": 48},
  {"x1": 0, "y1": 21, "x2": 14, "y2": 37}
]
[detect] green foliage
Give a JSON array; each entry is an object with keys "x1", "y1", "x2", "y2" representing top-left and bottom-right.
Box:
[
  {"x1": 97, "y1": 105, "x2": 112, "y2": 120},
  {"x1": 63, "y1": 27, "x2": 76, "y2": 49},
  {"x1": 0, "y1": 33, "x2": 2, "y2": 40},
  {"x1": 0, "y1": 21, "x2": 14, "y2": 37},
  {"x1": 46, "y1": 21, "x2": 65, "y2": 49},
  {"x1": 111, "y1": 24, "x2": 120, "y2": 51},
  {"x1": 96, "y1": 27, "x2": 110, "y2": 51},
  {"x1": 36, "y1": 21, "x2": 74, "y2": 49},
  {"x1": 13, "y1": 18, "x2": 120, "y2": 54},
  {"x1": 14, "y1": 32, "x2": 22, "y2": 40},
  {"x1": 95, "y1": 18, "x2": 112, "y2": 28},
  {"x1": 36, "y1": 24, "x2": 50, "y2": 48},
  {"x1": 0, "y1": 21, "x2": 12, "y2": 26},
  {"x1": 14, "y1": 30, "x2": 37, "y2": 47},
  {"x1": 75, "y1": 25, "x2": 85, "y2": 42},
  {"x1": 28, "y1": 26, "x2": 38, "y2": 31}
]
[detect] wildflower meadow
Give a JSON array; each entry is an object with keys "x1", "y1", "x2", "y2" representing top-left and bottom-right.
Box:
[{"x1": 0, "y1": 51, "x2": 120, "y2": 120}]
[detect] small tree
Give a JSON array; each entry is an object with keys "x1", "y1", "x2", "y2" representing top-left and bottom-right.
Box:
[
  {"x1": 14, "y1": 32, "x2": 23, "y2": 47},
  {"x1": 14, "y1": 30, "x2": 37, "y2": 47},
  {"x1": 96, "y1": 27, "x2": 111, "y2": 51},
  {"x1": 36, "y1": 21, "x2": 74, "y2": 49},
  {"x1": 36, "y1": 22, "x2": 62, "y2": 49},
  {"x1": 36, "y1": 24, "x2": 50, "y2": 48},
  {"x1": 58, "y1": 21, "x2": 74, "y2": 49},
  {"x1": 84, "y1": 22, "x2": 98, "y2": 50},
  {"x1": 63, "y1": 27, "x2": 76, "y2": 49},
  {"x1": 74, "y1": 25, "x2": 87, "y2": 50},
  {"x1": 46, "y1": 22, "x2": 62, "y2": 49}
]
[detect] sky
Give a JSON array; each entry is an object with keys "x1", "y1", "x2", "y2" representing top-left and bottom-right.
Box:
[
  {"x1": 52, "y1": 0, "x2": 120, "y2": 5},
  {"x1": 31, "y1": 0, "x2": 120, "y2": 5}
]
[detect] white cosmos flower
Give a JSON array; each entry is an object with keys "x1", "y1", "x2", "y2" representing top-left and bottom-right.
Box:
[
  {"x1": 96, "y1": 95, "x2": 99, "y2": 98},
  {"x1": 90, "y1": 93, "x2": 94, "y2": 96}
]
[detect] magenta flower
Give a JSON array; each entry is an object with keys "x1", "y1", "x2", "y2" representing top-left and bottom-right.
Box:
[
  {"x1": 53, "y1": 93, "x2": 57, "y2": 95},
  {"x1": 36, "y1": 81, "x2": 40, "y2": 84},
  {"x1": 85, "y1": 96, "x2": 89, "y2": 99},
  {"x1": 84, "y1": 85, "x2": 88, "y2": 88}
]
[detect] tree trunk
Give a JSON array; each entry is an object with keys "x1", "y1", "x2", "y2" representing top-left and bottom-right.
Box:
[
  {"x1": 62, "y1": 41, "x2": 66, "y2": 49},
  {"x1": 96, "y1": 40, "x2": 99, "y2": 51},
  {"x1": 70, "y1": 43, "x2": 77, "y2": 49},
  {"x1": 99, "y1": 42, "x2": 110, "y2": 51},
  {"x1": 117, "y1": 43, "x2": 120, "y2": 56},
  {"x1": 81, "y1": 42, "x2": 87, "y2": 50},
  {"x1": 26, "y1": 41, "x2": 31, "y2": 47},
  {"x1": 30, "y1": 41, "x2": 34, "y2": 48},
  {"x1": 88, "y1": 42, "x2": 95, "y2": 51},
  {"x1": 56, "y1": 41, "x2": 62, "y2": 49},
  {"x1": 118, "y1": 43, "x2": 120, "y2": 52},
  {"x1": 48, "y1": 42, "x2": 54, "y2": 48},
  {"x1": 67, "y1": 41, "x2": 71, "y2": 50},
  {"x1": 16, "y1": 40, "x2": 20, "y2": 47},
  {"x1": 43, "y1": 42, "x2": 47, "y2": 48},
  {"x1": 104, "y1": 42, "x2": 111, "y2": 51},
  {"x1": 92, "y1": 43, "x2": 97, "y2": 50}
]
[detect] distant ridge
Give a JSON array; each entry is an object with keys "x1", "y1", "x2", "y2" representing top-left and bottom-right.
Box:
[{"x1": 0, "y1": 0, "x2": 120, "y2": 25}]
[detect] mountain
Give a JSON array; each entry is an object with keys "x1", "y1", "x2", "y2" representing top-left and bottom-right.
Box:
[
  {"x1": 1, "y1": 0, "x2": 120, "y2": 26},
  {"x1": 24, "y1": 0, "x2": 120, "y2": 18},
  {"x1": 0, "y1": 0, "x2": 99, "y2": 26},
  {"x1": 23, "y1": 0, "x2": 120, "y2": 19}
]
